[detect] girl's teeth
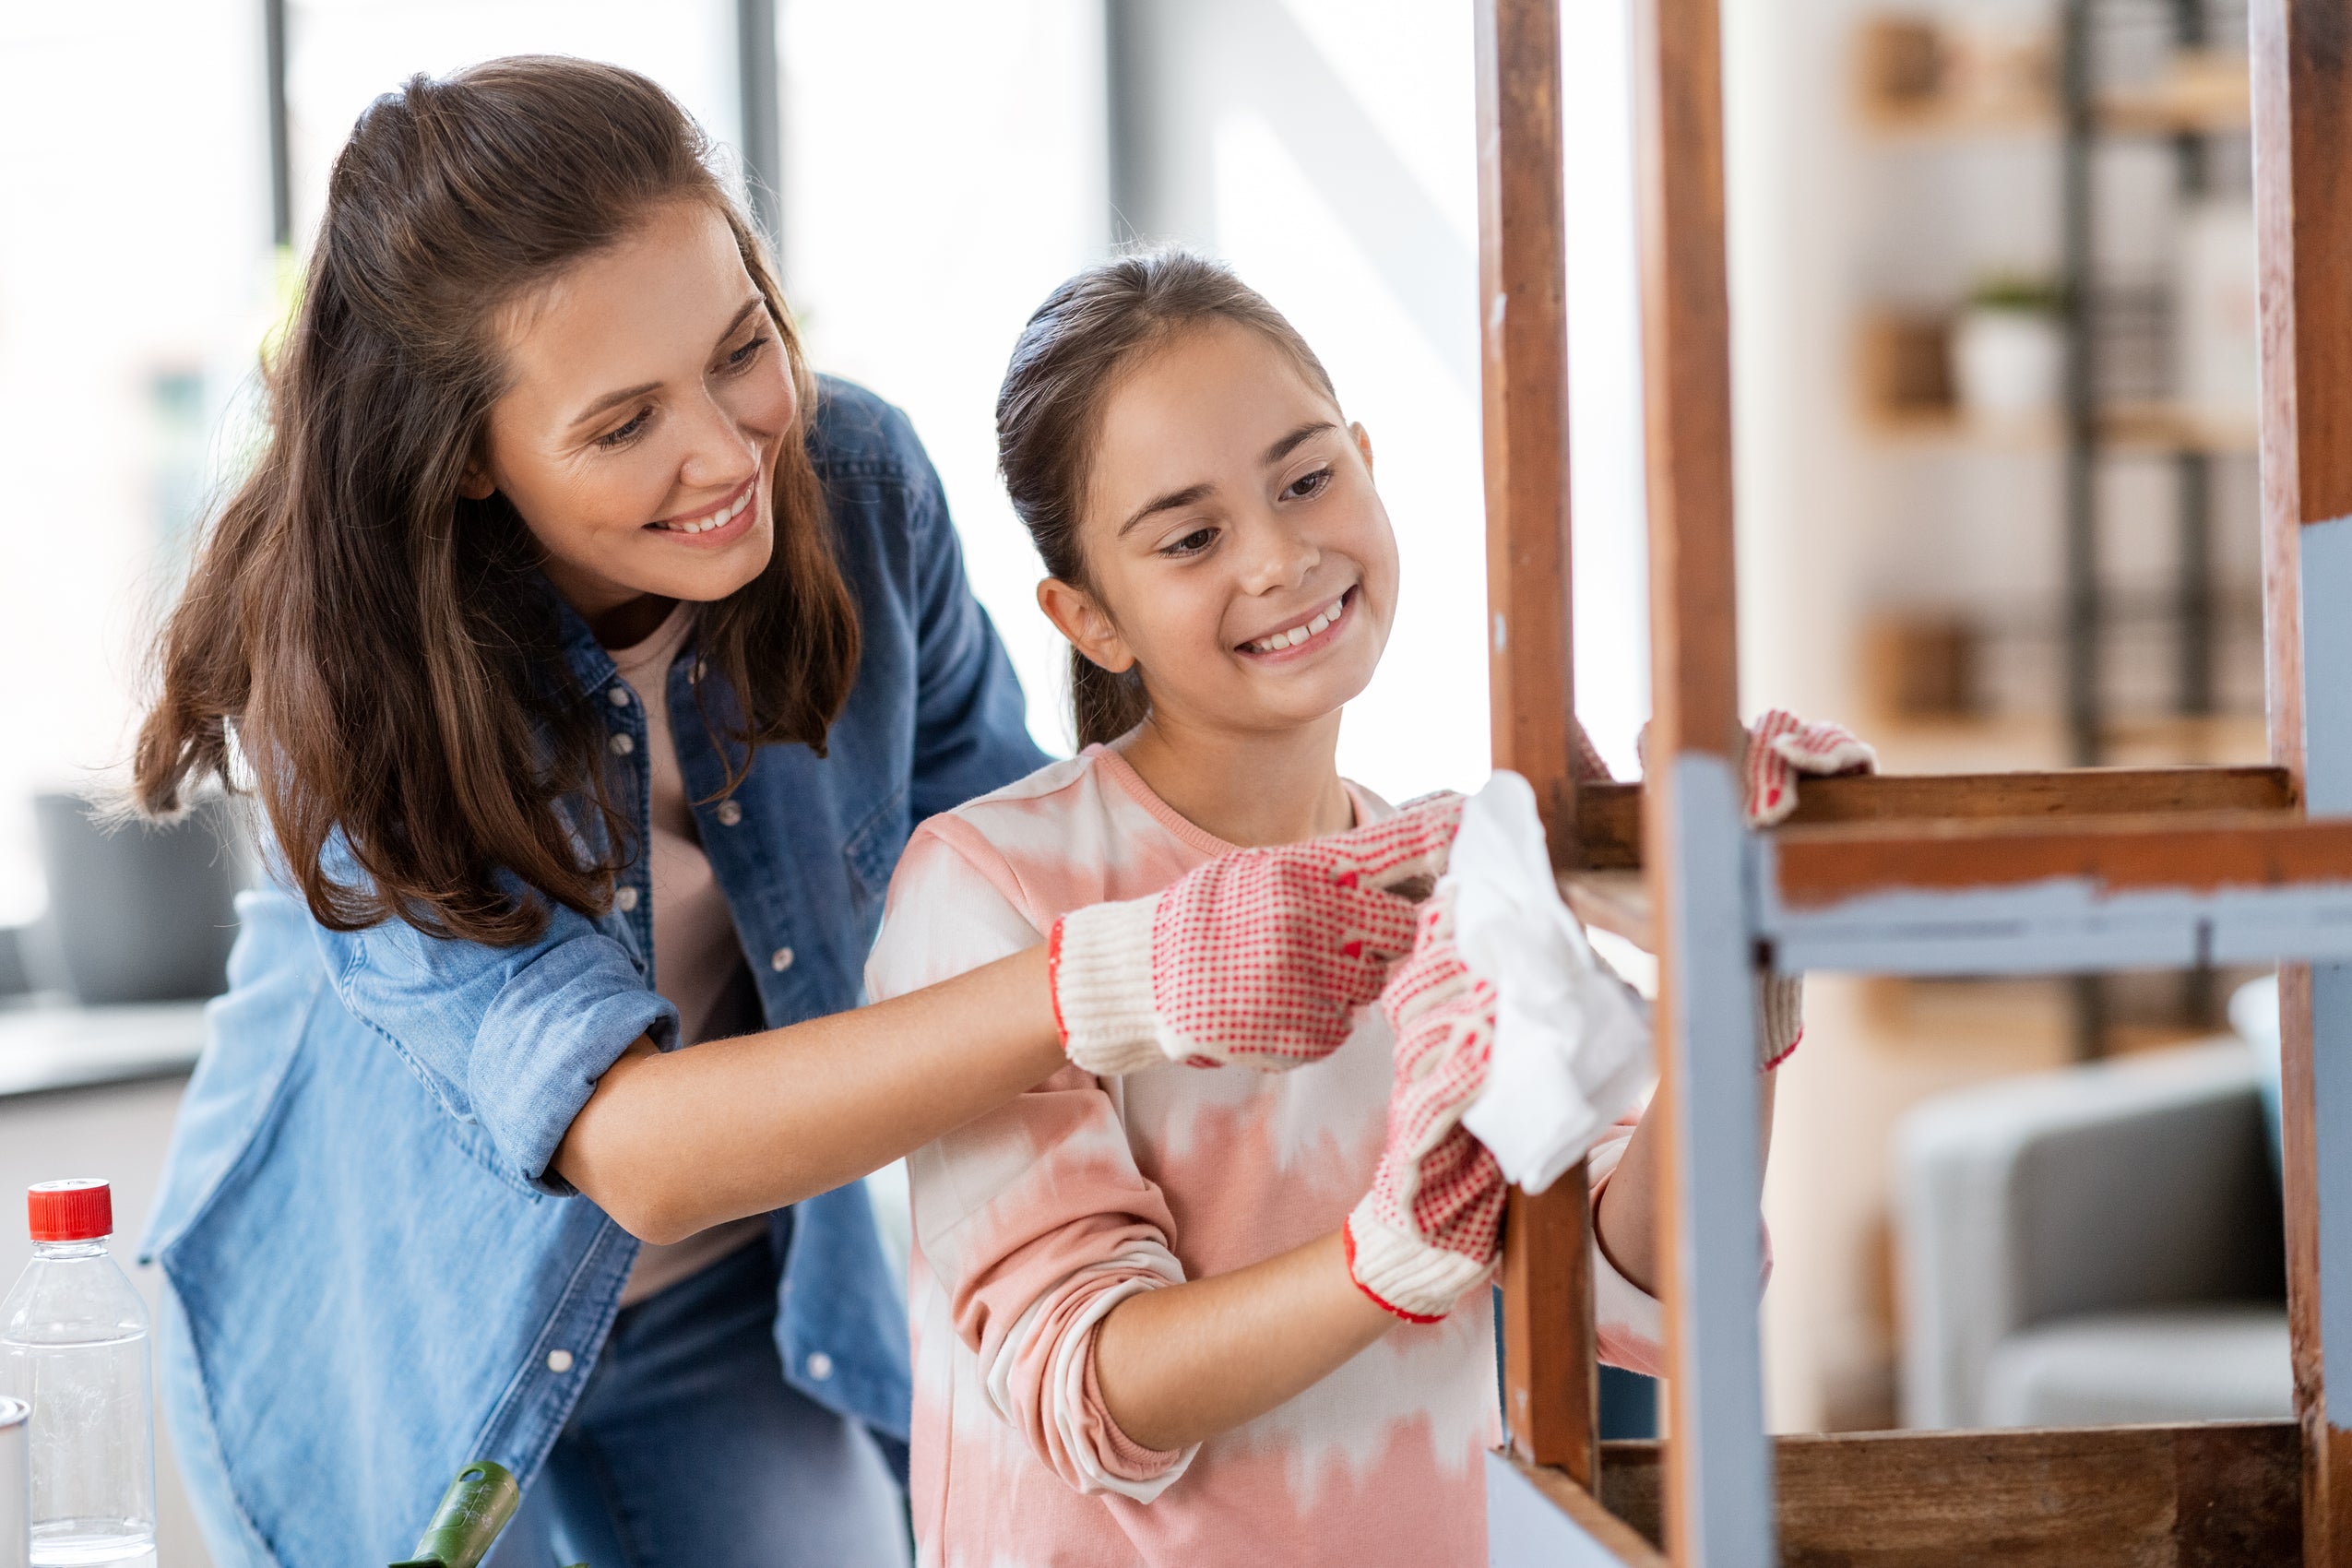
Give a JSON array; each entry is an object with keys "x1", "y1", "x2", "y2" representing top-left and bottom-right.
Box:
[{"x1": 1251, "y1": 595, "x2": 1348, "y2": 653}]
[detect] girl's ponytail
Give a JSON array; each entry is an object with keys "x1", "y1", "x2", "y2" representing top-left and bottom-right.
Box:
[{"x1": 994, "y1": 250, "x2": 1338, "y2": 749}]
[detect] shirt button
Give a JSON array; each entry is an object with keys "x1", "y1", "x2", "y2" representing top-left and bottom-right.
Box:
[
  {"x1": 607, "y1": 685, "x2": 630, "y2": 707},
  {"x1": 770, "y1": 947, "x2": 795, "y2": 973},
  {"x1": 614, "y1": 886, "x2": 640, "y2": 913},
  {"x1": 805, "y1": 1352, "x2": 833, "y2": 1381},
  {"x1": 546, "y1": 1348, "x2": 575, "y2": 1373},
  {"x1": 716, "y1": 800, "x2": 743, "y2": 827},
  {"x1": 608, "y1": 731, "x2": 635, "y2": 755}
]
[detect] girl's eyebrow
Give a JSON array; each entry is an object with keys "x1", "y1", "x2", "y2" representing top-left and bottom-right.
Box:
[
  {"x1": 1115, "y1": 422, "x2": 1338, "y2": 538},
  {"x1": 1261, "y1": 421, "x2": 1336, "y2": 465},
  {"x1": 1118, "y1": 482, "x2": 1213, "y2": 539}
]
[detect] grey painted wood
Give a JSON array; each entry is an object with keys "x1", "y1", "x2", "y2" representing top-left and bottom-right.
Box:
[
  {"x1": 1752, "y1": 854, "x2": 2352, "y2": 977},
  {"x1": 2302, "y1": 516, "x2": 2352, "y2": 1441},
  {"x1": 1484, "y1": 1451, "x2": 1639, "y2": 1566},
  {"x1": 1663, "y1": 755, "x2": 1776, "y2": 1567}
]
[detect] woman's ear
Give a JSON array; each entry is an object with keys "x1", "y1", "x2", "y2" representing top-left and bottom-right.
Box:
[
  {"x1": 1037, "y1": 578, "x2": 1136, "y2": 674},
  {"x1": 457, "y1": 457, "x2": 496, "y2": 502},
  {"x1": 1351, "y1": 421, "x2": 1375, "y2": 477}
]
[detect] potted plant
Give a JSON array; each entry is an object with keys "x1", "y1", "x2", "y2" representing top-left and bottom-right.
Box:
[{"x1": 1952, "y1": 274, "x2": 2067, "y2": 420}]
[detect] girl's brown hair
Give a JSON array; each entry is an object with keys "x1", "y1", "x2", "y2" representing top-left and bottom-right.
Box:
[
  {"x1": 133, "y1": 57, "x2": 860, "y2": 945},
  {"x1": 995, "y1": 250, "x2": 1339, "y2": 748}
]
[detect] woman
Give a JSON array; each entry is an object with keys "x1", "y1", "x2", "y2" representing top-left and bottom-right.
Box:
[{"x1": 130, "y1": 60, "x2": 1448, "y2": 1568}]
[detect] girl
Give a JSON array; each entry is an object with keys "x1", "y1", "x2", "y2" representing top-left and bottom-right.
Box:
[
  {"x1": 128, "y1": 63, "x2": 1452, "y2": 1568},
  {"x1": 864, "y1": 254, "x2": 1765, "y2": 1567}
]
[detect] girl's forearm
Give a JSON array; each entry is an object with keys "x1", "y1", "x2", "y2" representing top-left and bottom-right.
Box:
[
  {"x1": 1091, "y1": 1229, "x2": 1396, "y2": 1454},
  {"x1": 1592, "y1": 1070, "x2": 1777, "y2": 1295},
  {"x1": 552, "y1": 944, "x2": 1064, "y2": 1242}
]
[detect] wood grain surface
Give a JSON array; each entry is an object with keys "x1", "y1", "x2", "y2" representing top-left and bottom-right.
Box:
[
  {"x1": 1476, "y1": 0, "x2": 1598, "y2": 1490},
  {"x1": 1594, "y1": 1421, "x2": 2300, "y2": 1567},
  {"x1": 1574, "y1": 766, "x2": 2297, "y2": 870},
  {"x1": 1770, "y1": 810, "x2": 2352, "y2": 908}
]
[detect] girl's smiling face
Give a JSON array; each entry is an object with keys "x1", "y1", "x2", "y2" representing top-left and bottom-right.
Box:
[{"x1": 1039, "y1": 320, "x2": 1400, "y2": 738}]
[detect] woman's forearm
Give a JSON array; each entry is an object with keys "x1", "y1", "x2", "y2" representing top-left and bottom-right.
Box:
[
  {"x1": 552, "y1": 944, "x2": 1064, "y2": 1242},
  {"x1": 1592, "y1": 1070, "x2": 1776, "y2": 1296},
  {"x1": 1090, "y1": 1229, "x2": 1395, "y2": 1454}
]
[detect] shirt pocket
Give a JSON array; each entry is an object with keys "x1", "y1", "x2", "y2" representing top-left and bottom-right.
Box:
[{"x1": 843, "y1": 783, "x2": 911, "y2": 909}]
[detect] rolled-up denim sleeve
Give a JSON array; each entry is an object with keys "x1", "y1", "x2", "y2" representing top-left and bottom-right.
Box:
[{"x1": 314, "y1": 895, "x2": 677, "y2": 1194}]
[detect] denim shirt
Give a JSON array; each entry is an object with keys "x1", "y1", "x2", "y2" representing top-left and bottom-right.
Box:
[{"x1": 139, "y1": 379, "x2": 1049, "y2": 1568}]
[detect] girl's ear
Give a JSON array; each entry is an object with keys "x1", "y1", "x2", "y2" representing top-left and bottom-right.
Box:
[
  {"x1": 457, "y1": 461, "x2": 496, "y2": 502},
  {"x1": 1037, "y1": 578, "x2": 1136, "y2": 674},
  {"x1": 1351, "y1": 421, "x2": 1375, "y2": 477}
]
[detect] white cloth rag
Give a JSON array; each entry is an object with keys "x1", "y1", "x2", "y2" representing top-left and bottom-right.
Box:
[{"x1": 1454, "y1": 771, "x2": 1653, "y2": 1194}]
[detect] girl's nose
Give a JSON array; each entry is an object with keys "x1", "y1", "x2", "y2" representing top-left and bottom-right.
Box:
[{"x1": 1236, "y1": 517, "x2": 1320, "y2": 597}]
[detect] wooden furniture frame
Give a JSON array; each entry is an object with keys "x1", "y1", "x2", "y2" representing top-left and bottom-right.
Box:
[{"x1": 1475, "y1": 0, "x2": 2348, "y2": 1561}]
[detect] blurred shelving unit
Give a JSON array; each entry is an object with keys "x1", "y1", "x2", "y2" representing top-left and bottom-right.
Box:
[{"x1": 1848, "y1": 1, "x2": 2259, "y2": 1055}]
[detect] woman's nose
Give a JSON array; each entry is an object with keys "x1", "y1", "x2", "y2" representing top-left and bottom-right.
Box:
[{"x1": 675, "y1": 391, "x2": 759, "y2": 492}]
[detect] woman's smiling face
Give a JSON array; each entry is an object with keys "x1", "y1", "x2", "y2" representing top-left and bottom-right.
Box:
[
  {"x1": 1041, "y1": 320, "x2": 1399, "y2": 737},
  {"x1": 468, "y1": 199, "x2": 794, "y2": 631}
]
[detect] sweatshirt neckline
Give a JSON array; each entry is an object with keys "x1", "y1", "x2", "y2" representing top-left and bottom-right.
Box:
[{"x1": 1084, "y1": 742, "x2": 1377, "y2": 860}]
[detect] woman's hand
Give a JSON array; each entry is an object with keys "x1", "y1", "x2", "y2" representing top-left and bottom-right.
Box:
[{"x1": 1050, "y1": 791, "x2": 1463, "y2": 1075}]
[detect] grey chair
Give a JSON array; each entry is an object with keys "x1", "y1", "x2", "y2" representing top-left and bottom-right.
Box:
[{"x1": 1895, "y1": 1039, "x2": 2288, "y2": 1430}]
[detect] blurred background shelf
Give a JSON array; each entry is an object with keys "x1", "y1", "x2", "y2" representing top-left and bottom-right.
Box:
[{"x1": 1856, "y1": 16, "x2": 2248, "y2": 139}]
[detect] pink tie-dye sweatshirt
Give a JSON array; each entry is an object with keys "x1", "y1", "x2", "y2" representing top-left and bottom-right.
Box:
[{"x1": 863, "y1": 745, "x2": 1666, "y2": 1568}]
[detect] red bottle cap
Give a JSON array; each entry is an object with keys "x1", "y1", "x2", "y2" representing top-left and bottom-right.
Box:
[{"x1": 28, "y1": 1180, "x2": 113, "y2": 1242}]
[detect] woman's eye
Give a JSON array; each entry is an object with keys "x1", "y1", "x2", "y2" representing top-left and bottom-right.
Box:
[
  {"x1": 1285, "y1": 467, "x2": 1332, "y2": 501},
  {"x1": 1161, "y1": 527, "x2": 1217, "y2": 557},
  {"x1": 597, "y1": 409, "x2": 652, "y2": 449},
  {"x1": 722, "y1": 332, "x2": 770, "y2": 374}
]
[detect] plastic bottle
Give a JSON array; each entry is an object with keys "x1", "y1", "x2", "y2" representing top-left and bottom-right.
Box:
[{"x1": 0, "y1": 1182, "x2": 157, "y2": 1568}]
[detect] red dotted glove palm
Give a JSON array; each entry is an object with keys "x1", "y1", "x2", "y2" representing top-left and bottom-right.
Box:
[
  {"x1": 1343, "y1": 888, "x2": 1508, "y2": 1324},
  {"x1": 1048, "y1": 792, "x2": 1464, "y2": 1075},
  {"x1": 1741, "y1": 708, "x2": 1875, "y2": 1067}
]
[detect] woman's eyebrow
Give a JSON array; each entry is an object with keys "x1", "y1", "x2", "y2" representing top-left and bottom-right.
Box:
[
  {"x1": 565, "y1": 300, "x2": 769, "y2": 431},
  {"x1": 1261, "y1": 421, "x2": 1336, "y2": 465}
]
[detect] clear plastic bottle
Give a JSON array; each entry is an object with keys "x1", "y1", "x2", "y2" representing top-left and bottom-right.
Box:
[{"x1": 0, "y1": 1182, "x2": 156, "y2": 1568}]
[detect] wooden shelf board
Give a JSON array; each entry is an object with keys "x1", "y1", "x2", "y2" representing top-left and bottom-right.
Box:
[
  {"x1": 1771, "y1": 806, "x2": 2348, "y2": 906},
  {"x1": 1860, "y1": 401, "x2": 2258, "y2": 454},
  {"x1": 1560, "y1": 870, "x2": 1653, "y2": 953},
  {"x1": 1574, "y1": 765, "x2": 2294, "y2": 872},
  {"x1": 1764, "y1": 810, "x2": 2352, "y2": 976},
  {"x1": 1593, "y1": 1420, "x2": 2297, "y2": 1568},
  {"x1": 1859, "y1": 52, "x2": 2250, "y2": 141}
]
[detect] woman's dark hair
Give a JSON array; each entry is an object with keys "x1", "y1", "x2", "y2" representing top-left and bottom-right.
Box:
[
  {"x1": 995, "y1": 250, "x2": 1339, "y2": 747},
  {"x1": 133, "y1": 57, "x2": 859, "y2": 945}
]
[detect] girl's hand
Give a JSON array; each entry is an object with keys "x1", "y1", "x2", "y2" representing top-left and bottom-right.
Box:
[
  {"x1": 1343, "y1": 887, "x2": 1508, "y2": 1323},
  {"x1": 1740, "y1": 707, "x2": 1875, "y2": 1068},
  {"x1": 1048, "y1": 791, "x2": 1463, "y2": 1075}
]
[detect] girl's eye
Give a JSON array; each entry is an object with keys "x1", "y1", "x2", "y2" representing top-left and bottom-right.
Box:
[
  {"x1": 1161, "y1": 527, "x2": 1217, "y2": 558},
  {"x1": 596, "y1": 409, "x2": 652, "y2": 449},
  {"x1": 1284, "y1": 466, "x2": 1333, "y2": 501},
  {"x1": 721, "y1": 332, "x2": 771, "y2": 374}
]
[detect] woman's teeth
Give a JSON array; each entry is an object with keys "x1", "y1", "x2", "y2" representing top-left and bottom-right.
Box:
[
  {"x1": 655, "y1": 486, "x2": 752, "y2": 534},
  {"x1": 1245, "y1": 594, "x2": 1348, "y2": 654}
]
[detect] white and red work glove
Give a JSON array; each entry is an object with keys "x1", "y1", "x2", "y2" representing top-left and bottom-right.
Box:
[
  {"x1": 1047, "y1": 793, "x2": 1464, "y2": 1075},
  {"x1": 1343, "y1": 888, "x2": 1509, "y2": 1323},
  {"x1": 1740, "y1": 708, "x2": 1876, "y2": 1068}
]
